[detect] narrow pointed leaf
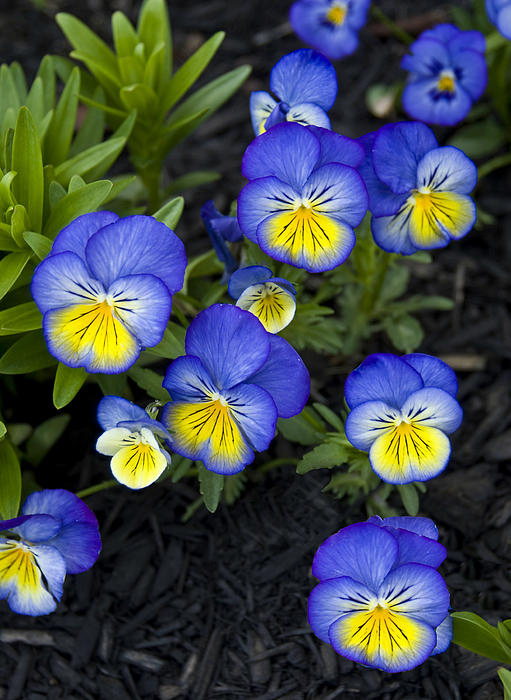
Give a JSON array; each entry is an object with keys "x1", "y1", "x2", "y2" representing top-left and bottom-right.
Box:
[
  {"x1": 153, "y1": 196, "x2": 184, "y2": 229},
  {"x1": 0, "y1": 331, "x2": 57, "y2": 374},
  {"x1": 137, "y1": 0, "x2": 172, "y2": 76},
  {"x1": 44, "y1": 67, "x2": 81, "y2": 165},
  {"x1": 43, "y1": 180, "x2": 112, "y2": 239},
  {"x1": 12, "y1": 107, "x2": 44, "y2": 232},
  {"x1": 56, "y1": 13, "x2": 119, "y2": 78},
  {"x1": 35, "y1": 55, "x2": 56, "y2": 113},
  {"x1": 23, "y1": 231, "x2": 52, "y2": 260},
  {"x1": 0, "y1": 438, "x2": 21, "y2": 519},
  {"x1": 55, "y1": 137, "x2": 126, "y2": 187},
  {"x1": 0, "y1": 302, "x2": 42, "y2": 335},
  {"x1": 68, "y1": 86, "x2": 106, "y2": 157},
  {"x1": 0, "y1": 251, "x2": 32, "y2": 302},
  {"x1": 112, "y1": 11, "x2": 139, "y2": 57}
]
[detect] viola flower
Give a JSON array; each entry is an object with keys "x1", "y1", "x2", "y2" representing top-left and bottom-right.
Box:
[
  {"x1": 96, "y1": 396, "x2": 173, "y2": 490},
  {"x1": 161, "y1": 304, "x2": 310, "y2": 474},
  {"x1": 401, "y1": 24, "x2": 487, "y2": 126},
  {"x1": 0, "y1": 490, "x2": 101, "y2": 616},
  {"x1": 308, "y1": 518, "x2": 451, "y2": 672},
  {"x1": 238, "y1": 123, "x2": 368, "y2": 273},
  {"x1": 31, "y1": 212, "x2": 187, "y2": 374},
  {"x1": 290, "y1": 0, "x2": 371, "y2": 60},
  {"x1": 228, "y1": 266, "x2": 297, "y2": 334},
  {"x1": 201, "y1": 201, "x2": 243, "y2": 283},
  {"x1": 344, "y1": 353, "x2": 463, "y2": 484},
  {"x1": 250, "y1": 49, "x2": 337, "y2": 135},
  {"x1": 359, "y1": 121, "x2": 477, "y2": 255},
  {"x1": 485, "y1": 0, "x2": 511, "y2": 39}
]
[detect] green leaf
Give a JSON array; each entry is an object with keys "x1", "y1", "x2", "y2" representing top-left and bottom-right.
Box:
[
  {"x1": 0, "y1": 232, "x2": 19, "y2": 252},
  {"x1": 152, "y1": 196, "x2": 184, "y2": 229},
  {"x1": 297, "y1": 441, "x2": 351, "y2": 474},
  {"x1": 379, "y1": 264, "x2": 409, "y2": 303},
  {"x1": 112, "y1": 11, "x2": 139, "y2": 58},
  {"x1": 128, "y1": 366, "x2": 168, "y2": 402},
  {"x1": 44, "y1": 67, "x2": 81, "y2": 166},
  {"x1": 56, "y1": 13, "x2": 119, "y2": 80},
  {"x1": 0, "y1": 438, "x2": 21, "y2": 519},
  {"x1": 223, "y1": 472, "x2": 247, "y2": 506},
  {"x1": 0, "y1": 302, "x2": 42, "y2": 335},
  {"x1": 68, "y1": 87, "x2": 106, "y2": 157},
  {"x1": 102, "y1": 174, "x2": 137, "y2": 203},
  {"x1": 25, "y1": 77, "x2": 45, "y2": 125},
  {"x1": 0, "y1": 251, "x2": 32, "y2": 302},
  {"x1": 452, "y1": 612, "x2": 511, "y2": 664},
  {"x1": 498, "y1": 668, "x2": 511, "y2": 700},
  {"x1": 12, "y1": 107, "x2": 44, "y2": 232},
  {"x1": 55, "y1": 137, "x2": 126, "y2": 187},
  {"x1": 35, "y1": 56, "x2": 56, "y2": 114},
  {"x1": 43, "y1": 179, "x2": 112, "y2": 239},
  {"x1": 447, "y1": 118, "x2": 507, "y2": 160},
  {"x1": 10, "y1": 62, "x2": 28, "y2": 103},
  {"x1": 162, "y1": 31, "x2": 225, "y2": 114},
  {"x1": 197, "y1": 463, "x2": 224, "y2": 513},
  {"x1": 161, "y1": 108, "x2": 209, "y2": 153},
  {"x1": 96, "y1": 373, "x2": 127, "y2": 397},
  {"x1": 25, "y1": 414, "x2": 71, "y2": 466},
  {"x1": 498, "y1": 622, "x2": 511, "y2": 650},
  {"x1": 312, "y1": 403, "x2": 344, "y2": 432},
  {"x1": 23, "y1": 231, "x2": 52, "y2": 260},
  {"x1": 164, "y1": 170, "x2": 220, "y2": 197},
  {"x1": 119, "y1": 83, "x2": 158, "y2": 116},
  {"x1": 0, "y1": 65, "x2": 21, "y2": 116},
  {"x1": 383, "y1": 314, "x2": 424, "y2": 353},
  {"x1": 0, "y1": 330, "x2": 56, "y2": 374},
  {"x1": 53, "y1": 363, "x2": 88, "y2": 409},
  {"x1": 0, "y1": 422, "x2": 5, "y2": 441},
  {"x1": 277, "y1": 407, "x2": 326, "y2": 446},
  {"x1": 137, "y1": 0, "x2": 172, "y2": 78},
  {"x1": 146, "y1": 322, "x2": 186, "y2": 359},
  {"x1": 397, "y1": 483, "x2": 419, "y2": 516},
  {"x1": 10, "y1": 204, "x2": 30, "y2": 247}
]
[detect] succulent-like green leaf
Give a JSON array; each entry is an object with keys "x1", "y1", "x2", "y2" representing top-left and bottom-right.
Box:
[
  {"x1": 0, "y1": 330, "x2": 56, "y2": 374},
  {"x1": 43, "y1": 179, "x2": 112, "y2": 239},
  {"x1": 12, "y1": 106, "x2": 44, "y2": 232},
  {"x1": 44, "y1": 67, "x2": 81, "y2": 166},
  {"x1": 22, "y1": 231, "x2": 52, "y2": 260},
  {"x1": 452, "y1": 612, "x2": 511, "y2": 664},
  {"x1": 55, "y1": 137, "x2": 126, "y2": 187},
  {"x1": 164, "y1": 170, "x2": 220, "y2": 197},
  {"x1": 68, "y1": 86, "x2": 106, "y2": 157},
  {"x1": 35, "y1": 55, "x2": 56, "y2": 114},
  {"x1": 153, "y1": 196, "x2": 184, "y2": 229},
  {"x1": 0, "y1": 302, "x2": 42, "y2": 336},
  {"x1": 53, "y1": 363, "x2": 88, "y2": 409},
  {"x1": 56, "y1": 13, "x2": 120, "y2": 79},
  {"x1": 112, "y1": 11, "x2": 139, "y2": 58},
  {"x1": 137, "y1": 0, "x2": 172, "y2": 77},
  {"x1": 397, "y1": 483, "x2": 420, "y2": 516},
  {"x1": 0, "y1": 251, "x2": 32, "y2": 302}
]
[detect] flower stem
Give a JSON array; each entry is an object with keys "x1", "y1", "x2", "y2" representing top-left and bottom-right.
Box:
[
  {"x1": 370, "y1": 6, "x2": 414, "y2": 45},
  {"x1": 76, "y1": 479, "x2": 119, "y2": 499}
]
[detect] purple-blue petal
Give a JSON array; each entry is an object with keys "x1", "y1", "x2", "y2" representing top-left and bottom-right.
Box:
[
  {"x1": 270, "y1": 48, "x2": 337, "y2": 109},
  {"x1": 402, "y1": 353, "x2": 458, "y2": 397},
  {"x1": 47, "y1": 522, "x2": 101, "y2": 574},
  {"x1": 358, "y1": 133, "x2": 407, "y2": 217},
  {"x1": 431, "y1": 615, "x2": 453, "y2": 655},
  {"x1": 50, "y1": 211, "x2": 119, "y2": 261},
  {"x1": 228, "y1": 266, "x2": 273, "y2": 300},
  {"x1": 22, "y1": 489, "x2": 98, "y2": 529},
  {"x1": 309, "y1": 126, "x2": 365, "y2": 170},
  {"x1": 163, "y1": 355, "x2": 218, "y2": 402},
  {"x1": 97, "y1": 395, "x2": 150, "y2": 430}
]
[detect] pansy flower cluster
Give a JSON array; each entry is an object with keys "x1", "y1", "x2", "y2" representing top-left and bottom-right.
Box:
[
  {"x1": 308, "y1": 516, "x2": 452, "y2": 672},
  {"x1": 402, "y1": 24, "x2": 487, "y2": 126},
  {"x1": 345, "y1": 353, "x2": 463, "y2": 484},
  {"x1": 250, "y1": 49, "x2": 337, "y2": 135}
]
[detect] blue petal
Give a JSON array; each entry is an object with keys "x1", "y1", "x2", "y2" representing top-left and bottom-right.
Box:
[
  {"x1": 97, "y1": 395, "x2": 150, "y2": 430},
  {"x1": 372, "y1": 122, "x2": 438, "y2": 194},
  {"x1": 222, "y1": 382, "x2": 278, "y2": 451},
  {"x1": 403, "y1": 353, "x2": 458, "y2": 396},
  {"x1": 401, "y1": 38, "x2": 451, "y2": 77},
  {"x1": 264, "y1": 103, "x2": 288, "y2": 130},
  {"x1": 163, "y1": 355, "x2": 218, "y2": 401},
  {"x1": 201, "y1": 201, "x2": 239, "y2": 275},
  {"x1": 85, "y1": 215, "x2": 187, "y2": 295},
  {"x1": 308, "y1": 576, "x2": 377, "y2": 643},
  {"x1": 345, "y1": 400, "x2": 400, "y2": 451},
  {"x1": 400, "y1": 387, "x2": 463, "y2": 433},
  {"x1": 420, "y1": 23, "x2": 459, "y2": 44},
  {"x1": 358, "y1": 133, "x2": 408, "y2": 217},
  {"x1": 228, "y1": 266, "x2": 273, "y2": 300},
  {"x1": 268, "y1": 277, "x2": 296, "y2": 295},
  {"x1": 237, "y1": 175, "x2": 300, "y2": 244},
  {"x1": 107, "y1": 273, "x2": 171, "y2": 347},
  {"x1": 377, "y1": 515, "x2": 439, "y2": 541},
  {"x1": 14, "y1": 515, "x2": 61, "y2": 543},
  {"x1": 270, "y1": 49, "x2": 337, "y2": 109},
  {"x1": 309, "y1": 126, "x2": 365, "y2": 169},
  {"x1": 22, "y1": 489, "x2": 98, "y2": 529},
  {"x1": 50, "y1": 211, "x2": 119, "y2": 260},
  {"x1": 201, "y1": 201, "x2": 243, "y2": 243},
  {"x1": 286, "y1": 103, "x2": 331, "y2": 129},
  {"x1": 48, "y1": 522, "x2": 101, "y2": 574},
  {"x1": 496, "y1": 4, "x2": 511, "y2": 39},
  {"x1": 301, "y1": 163, "x2": 368, "y2": 228},
  {"x1": 31, "y1": 251, "x2": 105, "y2": 314},
  {"x1": 312, "y1": 522, "x2": 398, "y2": 590},
  {"x1": 416, "y1": 146, "x2": 477, "y2": 194},
  {"x1": 378, "y1": 562, "x2": 450, "y2": 628},
  {"x1": 390, "y1": 529, "x2": 447, "y2": 569},
  {"x1": 289, "y1": 2, "x2": 361, "y2": 60},
  {"x1": 450, "y1": 29, "x2": 486, "y2": 55},
  {"x1": 371, "y1": 211, "x2": 419, "y2": 255},
  {"x1": 249, "y1": 91, "x2": 277, "y2": 135},
  {"x1": 344, "y1": 353, "x2": 424, "y2": 410},
  {"x1": 185, "y1": 304, "x2": 271, "y2": 390},
  {"x1": 241, "y1": 122, "x2": 320, "y2": 191},
  {"x1": 452, "y1": 49, "x2": 487, "y2": 100},
  {"x1": 402, "y1": 79, "x2": 472, "y2": 127},
  {"x1": 246, "y1": 333, "x2": 310, "y2": 418},
  {"x1": 431, "y1": 614, "x2": 453, "y2": 655}
]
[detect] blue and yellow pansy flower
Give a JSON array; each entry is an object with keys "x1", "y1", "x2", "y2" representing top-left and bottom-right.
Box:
[
  {"x1": 486, "y1": 0, "x2": 511, "y2": 39},
  {"x1": 96, "y1": 396, "x2": 172, "y2": 490},
  {"x1": 161, "y1": 304, "x2": 310, "y2": 474},
  {"x1": 31, "y1": 212, "x2": 187, "y2": 374},
  {"x1": 238, "y1": 123, "x2": 368, "y2": 273},
  {"x1": 359, "y1": 121, "x2": 477, "y2": 255},
  {"x1": 308, "y1": 517, "x2": 452, "y2": 672},
  {"x1": 344, "y1": 353, "x2": 463, "y2": 484},
  {"x1": 228, "y1": 266, "x2": 297, "y2": 334},
  {"x1": 0, "y1": 490, "x2": 101, "y2": 616},
  {"x1": 289, "y1": 0, "x2": 371, "y2": 60},
  {"x1": 402, "y1": 24, "x2": 487, "y2": 126},
  {"x1": 250, "y1": 49, "x2": 337, "y2": 135}
]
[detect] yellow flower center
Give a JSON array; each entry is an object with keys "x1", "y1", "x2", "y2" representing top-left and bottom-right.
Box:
[
  {"x1": 326, "y1": 3, "x2": 347, "y2": 25},
  {"x1": 437, "y1": 71, "x2": 455, "y2": 93}
]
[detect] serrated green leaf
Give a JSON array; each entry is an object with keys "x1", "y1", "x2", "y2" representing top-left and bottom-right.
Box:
[
  {"x1": 0, "y1": 302, "x2": 42, "y2": 335},
  {"x1": 56, "y1": 13, "x2": 119, "y2": 80},
  {"x1": 22, "y1": 231, "x2": 52, "y2": 260},
  {"x1": 25, "y1": 414, "x2": 71, "y2": 466},
  {"x1": 379, "y1": 264, "x2": 409, "y2": 303},
  {"x1": 12, "y1": 106, "x2": 44, "y2": 232},
  {"x1": 162, "y1": 31, "x2": 225, "y2": 114},
  {"x1": 0, "y1": 330, "x2": 56, "y2": 374},
  {"x1": 128, "y1": 366, "x2": 168, "y2": 402},
  {"x1": 152, "y1": 196, "x2": 184, "y2": 229},
  {"x1": 112, "y1": 11, "x2": 139, "y2": 58},
  {"x1": 147, "y1": 322, "x2": 186, "y2": 359},
  {"x1": 44, "y1": 179, "x2": 112, "y2": 239},
  {"x1": 297, "y1": 441, "x2": 351, "y2": 474},
  {"x1": 452, "y1": 612, "x2": 511, "y2": 664},
  {"x1": 44, "y1": 67, "x2": 80, "y2": 166},
  {"x1": 397, "y1": 483, "x2": 419, "y2": 516},
  {"x1": 383, "y1": 314, "x2": 424, "y2": 353},
  {"x1": 0, "y1": 251, "x2": 32, "y2": 302},
  {"x1": 137, "y1": 0, "x2": 172, "y2": 78},
  {"x1": 0, "y1": 438, "x2": 21, "y2": 519},
  {"x1": 223, "y1": 472, "x2": 247, "y2": 506},
  {"x1": 164, "y1": 170, "x2": 220, "y2": 197},
  {"x1": 197, "y1": 463, "x2": 224, "y2": 513},
  {"x1": 55, "y1": 137, "x2": 126, "y2": 187},
  {"x1": 312, "y1": 403, "x2": 344, "y2": 432},
  {"x1": 53, "y1": 363, "x2": 87, "y2": 409}
]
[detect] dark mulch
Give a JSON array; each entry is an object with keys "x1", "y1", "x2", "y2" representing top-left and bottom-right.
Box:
[{"x1": 1, "y1": 0, "x2": 511, "y2": 698}]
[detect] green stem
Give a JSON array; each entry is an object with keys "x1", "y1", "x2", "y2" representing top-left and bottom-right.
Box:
[
  {"x1": 139, "y1": 163, "x2": 162, "y2": 213},
  {"x1": 258, "y1": 457, "x2": 299, "y2": 474},
  {"x1": 371, "y1": 6, "x2": 414, "y2": 45},
  {"x1": 478, "y1": 152, "x2": 511, "y2": 181},
  {"x1": 76, "y1": 479, "x2": 118, "y2": 499}
]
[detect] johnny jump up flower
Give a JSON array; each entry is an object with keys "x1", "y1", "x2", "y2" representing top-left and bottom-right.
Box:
[
  {"x1": 238, "y1": 122, "x2": 368, "y2": 273},
  {"x1": 228, "y1": 266, "x2": 297, "y2": 334},
  {"x1": 308, "y1": 516, "x2": 452, "y2": 672},
  {"x1": 31, "y1": 212, "x2": 187, "y2": 374},
  {"x1": 250, "y1": 49, "x2": 337, "y2": 135},
  {"x1": 161, "y1": 304, "x2": 310, "y2": 474},
  {"x1": 359, "y1": 121, "x2": 477, "y2": 255},
  {"x1": 201, "y1": 201, "x2": 243, "y2": 283},
  {"x1": 96, "y1": 396, "x2": 173, "y2": 490},
  {"x1": 290, "y1": 0, "x2": 371, "y2": 60},
  {"x1": 486, "y1": 0, "x2": 511, "y2": 39},
  {"x1": 344, "y1": 353, "x2": 463, "y2": 484},
  {"x1": 402, "y1": 24, "x2": 487, "y2": 126},
  {"x1": 0, "y1": 490, "x2": 101, "y2": 615}
]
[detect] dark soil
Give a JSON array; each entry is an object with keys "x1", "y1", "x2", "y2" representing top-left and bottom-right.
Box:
[{"x1": 1, "y1": 1, "x2": 510, "y2": 699}]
